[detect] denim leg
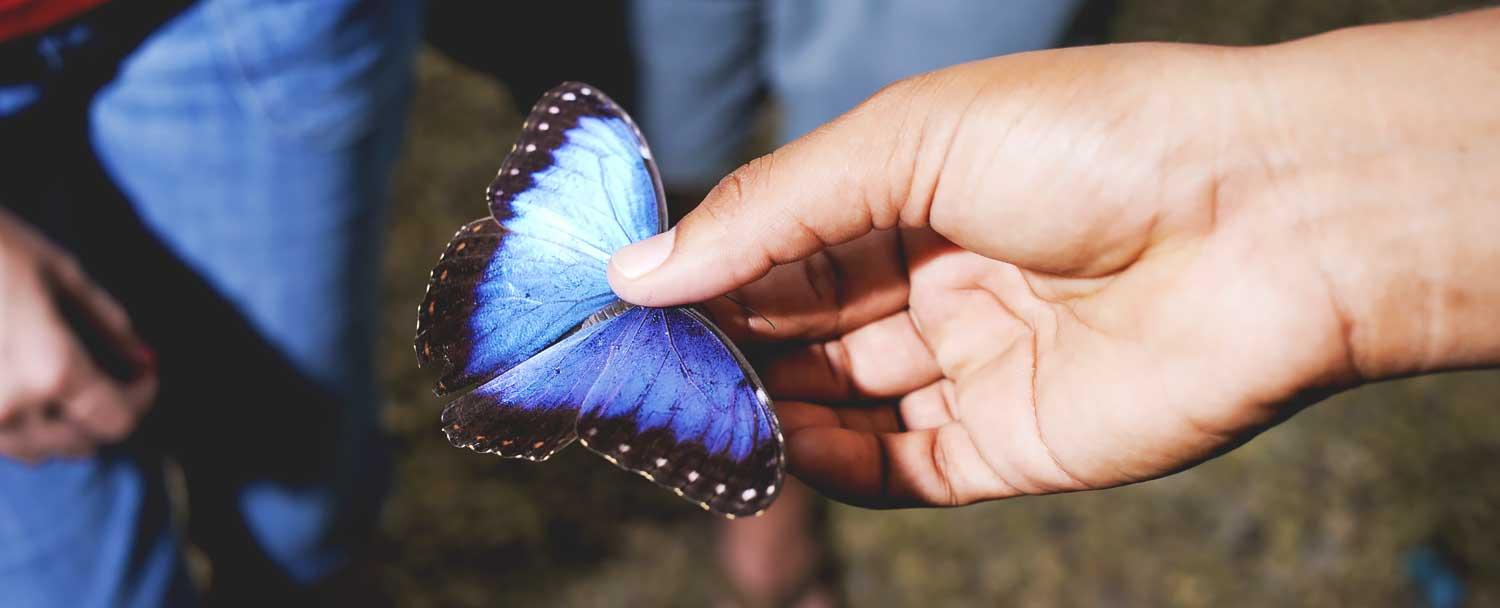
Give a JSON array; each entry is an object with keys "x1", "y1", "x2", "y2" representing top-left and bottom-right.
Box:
[
  {"x1": 0, "y1": 455, "x2": 195, "y2": 608},
  {"x1": 631, "y1": 0, "x2": 1085, "y2": 190},
  {"x1": 88, "y1": 0, "x2": 420, "y2": 586},
  {"x1": 629, "y1": 0, "x2": 763, "y2": 191},
  {"x1": 764, "y1": 0, "x2": 1085, "y2": 142},
  {"x1": 768, "y1": 0, "x2": 1086, "y2": 141},
  {"x1": 1, "y1": 15, "x2": 199, "y2": 607}
]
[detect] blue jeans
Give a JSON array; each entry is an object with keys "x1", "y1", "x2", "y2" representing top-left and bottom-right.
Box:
[
  {"x1": 0, "y1": 1, "x2": 420, "y2": 606},
  {"x1": 630, "y1": 0, "x2": 1085, "y2": 190}
]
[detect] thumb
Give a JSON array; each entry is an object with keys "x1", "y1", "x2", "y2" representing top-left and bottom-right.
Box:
[{"x1": 608, "y1": 78, "x2": 949, "y2": 307}]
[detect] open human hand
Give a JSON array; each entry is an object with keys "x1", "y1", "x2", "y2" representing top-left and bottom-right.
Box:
[
  {"x1": 608, "y1": 10, "x2": 1500, "y2": 506},
  {"x1": 0, "y1": 208, "x2": 156, "y2": 463}
]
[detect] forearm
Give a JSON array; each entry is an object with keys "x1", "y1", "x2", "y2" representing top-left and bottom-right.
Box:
[{"x1": 1234, "y1": 7, "x2": 1500, "y2": 380}]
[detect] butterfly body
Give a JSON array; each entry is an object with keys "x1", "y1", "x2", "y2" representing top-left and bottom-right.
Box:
[{"x1": 415, "y1": 83, "x2": 783, "y2": 517}]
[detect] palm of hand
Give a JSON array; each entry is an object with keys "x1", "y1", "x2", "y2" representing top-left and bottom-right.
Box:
[
  {"x1": 629, "y1": 46, "x2": 1376, "y2": 506},
  {"x1": 722, "y1": 207, "x2": 1351, "y2": 507}
]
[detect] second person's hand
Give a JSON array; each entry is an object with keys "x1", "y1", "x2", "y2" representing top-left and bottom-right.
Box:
[{"x1": 0, "y1": 208, "x2": 158, "y2": 464}]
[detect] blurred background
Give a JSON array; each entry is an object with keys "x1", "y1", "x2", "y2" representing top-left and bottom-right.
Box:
[{"x1": 376, "y1": 1, "x2": 1500, "y2": 606}]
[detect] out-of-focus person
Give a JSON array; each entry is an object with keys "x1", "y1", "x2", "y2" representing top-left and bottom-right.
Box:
[{"x1": 0, "y1": 0, "x2": 420, "y2": 605}]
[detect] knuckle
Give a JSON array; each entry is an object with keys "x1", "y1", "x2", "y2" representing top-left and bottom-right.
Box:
[
  {"x1": 849, "y1": 73, "x2": 928, "y2": 131},
  {"x1": 93, "y1": 416, "x2": 133, "y2": 443},
  {"x1": 23, "y1": 353, "x2": 73, "y2": 399},
  {"x1": 706, "y1": 168, "x2": 752, "y2": 219},
  {"x1": 707, "y1": 154, "x2": 780, "y2": 218},
  {"x1": 0, "y1": 402, "x2": 21, "y2": 426},
  {"x1": 802, "y1": 252, "x2": 845, "y2": 322},
  {"x1": 819, "y1": 339, "x2": 856, "y2": 396},
  {"x1": 929, "y1": 431, "x2": 961, "y2": 506}
]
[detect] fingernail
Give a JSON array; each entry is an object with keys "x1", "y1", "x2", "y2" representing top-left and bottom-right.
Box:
[{"x1": 612, "y1": 229, "x2": 675, "y2": 279}]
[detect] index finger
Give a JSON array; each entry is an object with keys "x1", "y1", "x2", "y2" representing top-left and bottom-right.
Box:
[{"x1": 608, "y1": 77, "x2": 947, "y2": 307}]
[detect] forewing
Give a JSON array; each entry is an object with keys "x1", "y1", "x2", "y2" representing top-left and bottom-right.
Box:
[{"x1": 415, "y1": 82, "x2": 666, "y2": 394}]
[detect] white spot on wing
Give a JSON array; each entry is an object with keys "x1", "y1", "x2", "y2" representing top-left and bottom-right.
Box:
[
  {"x1": 655, "y1": 458, "x2": 667, "y2": 467},
  {"x1": 618, "y1": 444, "x2": 631, "y2": 453},
  {"x1": 562, "y1": 92, "x2": 577, "y2": 101},
  {"x1": 714, "y1": 484, "x2": 726, "y2": 495},
  {"x1": 741, "y1": 488, "x2": 757, "y2": 501},
  {"x1": 538, "y1": 122, "x2": 550, "y2": 131},
  {"x1": 687, "y1": 471, "x2": 699, "y2": 482}
]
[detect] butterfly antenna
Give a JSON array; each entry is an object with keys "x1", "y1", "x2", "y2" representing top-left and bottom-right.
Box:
[{"x1": 722, "y1": 294, "x2": 776, "y2": 331}]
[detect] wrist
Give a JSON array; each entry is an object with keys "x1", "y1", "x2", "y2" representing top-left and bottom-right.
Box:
[{"x1": 1230, "y1": 9, "x2": 1500, "y2": 380}]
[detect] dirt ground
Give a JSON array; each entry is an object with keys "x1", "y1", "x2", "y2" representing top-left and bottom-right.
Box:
[{"x1": 376, "y1": 1, "x2": 1500, "y2": 605}]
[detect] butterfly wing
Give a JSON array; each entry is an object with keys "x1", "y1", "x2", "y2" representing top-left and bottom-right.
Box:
[
  {"x1": 415, "y1": 82, "x2": 666, "y2": 394},
  {"x1": 443, "y1": 305, "x2": 784, "y2": 517},
  {"x1": 421, "y1": 82, "x2": 781, "y2": 516},
  {"x1": 414, "y1": 216, "x2": 502, "y2": 391},
  {"x1": 440, "y1": 313, "x2": 618, "y2": 461},
  {"x1": 576, "y1": 306, "x2": 784, "y2": 518}
]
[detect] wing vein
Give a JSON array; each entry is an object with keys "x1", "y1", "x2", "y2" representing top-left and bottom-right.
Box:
[{"x1": 598, "y1": 155, "x2": 635, "y2": 244}]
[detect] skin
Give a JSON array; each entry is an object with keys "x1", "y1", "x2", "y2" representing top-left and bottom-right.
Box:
[
  {"x1": 0, "y1": 207, "x2": 156, "y2": 463},
  {"x1": 609, "y1": 8, "x2": 1500, "y2": 507}
]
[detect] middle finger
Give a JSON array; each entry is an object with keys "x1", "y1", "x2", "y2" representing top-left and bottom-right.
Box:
[
  {"x1": 760, "y1": 310, "x2": 942, "y2": 402},
  {"x1": 705, "y1": 230, "x2": 910, "y2": 343}
]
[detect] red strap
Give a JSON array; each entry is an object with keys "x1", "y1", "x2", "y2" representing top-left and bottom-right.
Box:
[{"x1": 0, "y1": 0, "x2": 113, "y2": 42}]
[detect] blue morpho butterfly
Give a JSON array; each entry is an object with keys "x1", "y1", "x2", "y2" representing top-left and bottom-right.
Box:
[{"x1": 415, "y1": 82, "x2": 783, "y2": 517}]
